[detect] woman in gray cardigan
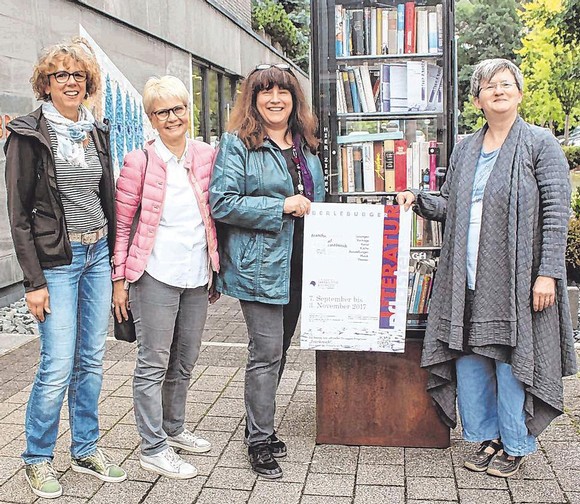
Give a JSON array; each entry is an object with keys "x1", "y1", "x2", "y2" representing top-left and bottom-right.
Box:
[{"x1": 397, "y1": 59, "x2": 577, "y2": 478}]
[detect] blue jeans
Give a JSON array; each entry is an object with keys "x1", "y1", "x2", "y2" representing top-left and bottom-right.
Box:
[
  {"x1": 456, "y1": 354, "x2": 537, "y2": 457},
  {"x1": 22, "y1": 237, "x2": 111, "y2": 464}
]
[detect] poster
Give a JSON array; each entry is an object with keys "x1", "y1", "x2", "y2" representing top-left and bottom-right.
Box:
[{"x1": 301, "y1": 203, "x2": 412, "y2": 352}]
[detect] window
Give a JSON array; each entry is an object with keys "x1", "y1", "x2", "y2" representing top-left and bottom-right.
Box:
[
  {"x1": 191, "y1": 59, "x2": 241, "y2": 145},
  {"x1": 191, "y1": 64, "x2": 204, "y2": 141}
]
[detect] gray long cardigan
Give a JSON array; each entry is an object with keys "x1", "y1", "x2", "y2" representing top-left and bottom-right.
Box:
[{"x1": 414, "y1": 117, "x2": 577, "y2": 436}]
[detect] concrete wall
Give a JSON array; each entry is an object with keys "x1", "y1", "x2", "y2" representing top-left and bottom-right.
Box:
[{"x1": 0, "y1": 0, "x2": 308, "y2": 294}]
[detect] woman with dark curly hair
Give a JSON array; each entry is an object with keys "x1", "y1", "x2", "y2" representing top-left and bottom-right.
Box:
[
  {"x1": 4, "y1": 38, "x2": 126, "y2": 498},
  {"x1": 209, "y1": 64, "x2": 325, "y2": 479}
]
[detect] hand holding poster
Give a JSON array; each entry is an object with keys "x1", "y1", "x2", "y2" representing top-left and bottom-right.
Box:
[{"x1": 301, "y1": 203, "x2": 412, "y2": 352}]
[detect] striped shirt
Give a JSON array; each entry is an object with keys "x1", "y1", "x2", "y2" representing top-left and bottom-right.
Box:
[{"x1": 47, "y1": 124, "x2": 107, "y2": 233}]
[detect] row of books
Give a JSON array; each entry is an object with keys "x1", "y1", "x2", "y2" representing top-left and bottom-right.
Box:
[
  {"x1": 335, "y1": 2, "x2": 444, "y2": 57},
  {"x1": 407, "y1": 256, "x2": 437, "y2": 317},
  {"x1": 336, "y1": 132, "x2": 441, "y2": 193},
  {"x1": 412, "y1": 214, "x2": 442, "y2": 248},
  {"x1": 337, "y1": 62, "x2": 443, "y2": 114}
]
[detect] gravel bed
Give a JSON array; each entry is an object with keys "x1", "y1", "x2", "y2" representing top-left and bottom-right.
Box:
[{"x1": 0, "y1": 298, "x2": 38, "y2": 335}]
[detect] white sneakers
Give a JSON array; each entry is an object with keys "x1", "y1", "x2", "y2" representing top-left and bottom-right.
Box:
[
  {"x1": 139, "y1": 430, "x2": 211, "y2": 479},
  {"x1": 140, "y1": 447, "x2": 197, "y2": 479},
  {"x1": 166, "y1": 429, "x2": 212, "y2": 453}
]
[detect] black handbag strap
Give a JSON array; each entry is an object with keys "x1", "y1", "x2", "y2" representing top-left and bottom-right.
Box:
[{"x1": 128, "y1": 148, "x2": 149, "y2": 247}]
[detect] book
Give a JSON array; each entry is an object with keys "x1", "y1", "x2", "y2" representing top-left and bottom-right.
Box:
[
  {"x1": 389, "y1": 63, "x2": 407, "y2": 112},
  {"x1": 416, "y1": 7, "x2": 428, "y2": 54},
  {"x1": 335, "y1": 5, "x2": 344, "y2": 57},
  {"x1": 340, "y1": 146, "x2": 348, "y2": 192},
  {"x1": 404, "y1": 2, "x2": 416, "y2": 54},
  {"x1": 352, "y1": 144, "x2": 364, "y2": 191},
  {"x1": 396, "y1": 4, "x2": 405, "y2": 54},
  {"x1": 346, "y1": 145, "x2": 355, "y2": 192},
  {"x1": 351, "y1": 9, "x2": 365, "y2": 56},
  {"x1": 394, "y1": 139, "x2": 407, "y2": 191},
  {"x1": 337, "y1": 131, "x2": 403, "y2": 144},
  {"x1": 383, "y1": 139, "x2": 395, "y2": 192},
  {"x1": 336, "y1": 71, "x2": 347, "y2": 113},
  {"x1": 362, "y1": 142, "x2": 375, "y2": 192},
  {"x1": 380, "y1": 63, "x2": 390, "y2": 112},
  {"x1": 379, "y1": 8, "x2": 387, "y2": 54},
  {"x1": 363, "y1": 7, "x2": 372, "y2": 55},
  {"x1": 360, "y1": 65, "x2": 376, "y2": 112},
  {"x1": 427, "y1": 63, "x2": 443, "y2": 111},
  {"x1": 341, "y1": 70, "x2": 354, "y2": 113},
  {"x1": 373, "y1": 141, "x2": 385, "y2": 191},
  {"x1": 372, "y1": 8, "x2": 379, "y2": 56},
  {"x1": 436, "y1": 4, "x2": 443, "y2": 52},
  {"x1": 407, "y1": 61, "x2": 427, "y2": 111},
  {"x1": 353, "y1": 66, "x2": 368, "y2": 113},
  {"x1": 387, "y1": 8, "x2": 398, "y2": 55},
  {"x1": 347, "y1": 68, "x2": 362, "y2": 113},
  {"x1": 428, "y1": 9, "x2": 438, "y2": 54},
  {"x1": 428, "y1": 140, "x2": 438, "y2": 191}
]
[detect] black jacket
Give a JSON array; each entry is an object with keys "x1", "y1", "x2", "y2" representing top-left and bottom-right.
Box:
[{"x1": 4, "y1": 106, "x2": 116, "y2": 292}]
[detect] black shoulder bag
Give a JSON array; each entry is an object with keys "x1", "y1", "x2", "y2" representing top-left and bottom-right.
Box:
[{"x1": 113, "y1": 149, "x2": 149, "y2": 342}]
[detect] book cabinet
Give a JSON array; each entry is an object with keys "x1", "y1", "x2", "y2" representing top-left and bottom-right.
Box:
[{"x1": 310, "y1": 0, "x2": 456, "y2": 448}]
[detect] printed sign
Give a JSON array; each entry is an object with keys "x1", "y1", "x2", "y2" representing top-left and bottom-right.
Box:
[{"x1": 301, "y1": 202, "x2": 412, "y2": 352}]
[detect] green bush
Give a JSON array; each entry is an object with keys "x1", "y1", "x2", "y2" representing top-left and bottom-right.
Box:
[
  {"x1": 567, "y1": 215, "x2": 580, "y2": 283},
  {"x1": 563, "y1": 145, "x2": 580, "y2": 170},
  {"x1": 252, "y1": 0, "x2": 298, "y2": 52}
]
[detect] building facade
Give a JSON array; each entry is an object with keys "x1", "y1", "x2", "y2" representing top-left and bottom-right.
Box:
[{"x1": 0, "y1": 0, "x2": 308, "y2": 303}]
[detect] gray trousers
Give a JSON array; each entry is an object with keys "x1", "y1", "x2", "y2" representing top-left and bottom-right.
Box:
[
  {"x1": 240, "y1": 301, "x2": 284, "y2": 446},
  {"x1": 130, "y1": 272, "x2": 208, "y2": 455}
]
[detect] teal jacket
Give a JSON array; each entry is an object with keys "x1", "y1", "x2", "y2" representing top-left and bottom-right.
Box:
[{"x1": 209, "y1": 132, "x2": 325, "y2": 304}]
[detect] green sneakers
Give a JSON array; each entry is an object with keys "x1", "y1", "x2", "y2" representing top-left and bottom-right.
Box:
[
  {"x1": 71, "y1": 448, "x2": 127, "y2": 483},
  {"x1": 25, "y1": 461, "x2": 62, "y2": 499}
]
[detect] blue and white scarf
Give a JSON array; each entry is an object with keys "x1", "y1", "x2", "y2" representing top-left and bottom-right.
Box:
[{"x1": 42, "y1": 102, "x2": 95, "y2": 168}]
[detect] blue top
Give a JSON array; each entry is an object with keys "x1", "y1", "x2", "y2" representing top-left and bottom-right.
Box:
[{"x1": 466, "y1": 147, "x2": 500, "y2": 289}]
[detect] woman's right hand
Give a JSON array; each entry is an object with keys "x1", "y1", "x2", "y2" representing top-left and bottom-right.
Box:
[
  {"x1": 26, "y1": 287, "x2": 51, "y2": 322},
  {"x1": 113, "y1": 279, "x2": 130, "y2": 322},
  {"x1": 284, "y1": 194, "x2": 311, "y2": 218},
  {"x1": 396, "y1": 190, "x2": 416, "y2": 211}
]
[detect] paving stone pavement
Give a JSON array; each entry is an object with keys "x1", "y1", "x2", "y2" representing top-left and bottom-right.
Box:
[{"x1": 0, "y1": 295, "x2": 579, "y2": 503}]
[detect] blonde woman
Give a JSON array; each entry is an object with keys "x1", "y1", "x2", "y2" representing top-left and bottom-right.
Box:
[{"x1": 112, "y1": 76, "x2": 220, "y2": 479}]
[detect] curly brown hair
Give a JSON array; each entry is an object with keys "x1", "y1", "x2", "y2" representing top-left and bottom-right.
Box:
[
  {"x1": 227, "y1": 66, "x2": 319, "y2": 153},
  {"x1": 30, "y1": 37, "x2": 101, "y2": 101}
]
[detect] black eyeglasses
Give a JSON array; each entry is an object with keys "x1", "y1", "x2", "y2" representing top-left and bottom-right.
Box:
[
  {"x1": 48, "y1": 71, "x2": 88, "y2": 84},
  {"x1": 250, "y1": 63, "x2": 295, "y2": 76},
  {"x1": 151, "y1": 104, "x2": 188, "y2": 121}
]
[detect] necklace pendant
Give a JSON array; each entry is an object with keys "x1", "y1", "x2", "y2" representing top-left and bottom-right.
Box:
[{"x1": 297, "y1": 183, "x2": 304, "y2": 192}]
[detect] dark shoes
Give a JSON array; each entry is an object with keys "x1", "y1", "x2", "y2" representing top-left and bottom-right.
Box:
[
  {"x1": 268, "y1": 432, "x2": 287, "y2": 459},
  {"x1": 248, "y1": 443, "x2": 283, "y2": 479},
  {"x1": 244, "y1": 426, "x2": 287, "y2": 458},
  {"x1": 487, "y1": 449, "x2": 524, "y2": 478},
  {"x1": 464, "y1": 439, "x2": 503, "y2": 472}
]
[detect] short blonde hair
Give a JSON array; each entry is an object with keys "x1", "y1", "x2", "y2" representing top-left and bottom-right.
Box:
[
  {"x1": 142, "y1": 76, "x2": 189, "y2": 115},
  {"x1": 30, "y1": 37, "x2": 101, "y2": 101}
]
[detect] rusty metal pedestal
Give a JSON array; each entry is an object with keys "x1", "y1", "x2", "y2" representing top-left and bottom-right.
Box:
[{"x1": 315, "y1": 339, "x2": 450, "y2": 448}]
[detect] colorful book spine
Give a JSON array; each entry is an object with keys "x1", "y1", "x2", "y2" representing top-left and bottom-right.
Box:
[
  {"x1": 394, "y1": 139, "x2": 407, "y2": 191},
  {"x1": 396, "y1": 4, "x2": 405, "y2": 54},
  {"x1": 404, "y1": 2, "x2": 416, "y2": 54},
  {"x1": 428, "y1": 141, "x2": 438, "y2": 191}
]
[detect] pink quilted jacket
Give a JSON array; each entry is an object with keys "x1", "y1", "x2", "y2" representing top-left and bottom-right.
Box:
[{"x1": 112, "y1": 139, "x2": 220, "y2": 284}]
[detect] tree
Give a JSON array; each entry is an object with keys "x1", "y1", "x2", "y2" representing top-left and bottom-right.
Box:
[
  {"x1": 518, "y1": 0, "x2": 580, "y2": 135},
  {"x1": 456, "y1": 0, "x2": 523, "y2": 132},
  {"x1": 555, "y1": 0, "x2": 580, "y2": 45}
]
